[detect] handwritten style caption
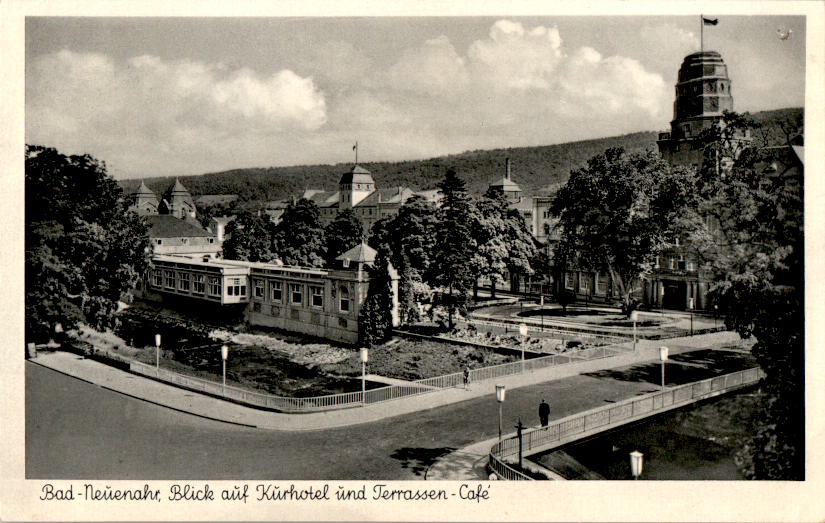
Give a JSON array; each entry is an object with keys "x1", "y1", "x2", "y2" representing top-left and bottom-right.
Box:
[{"x1": 39, "y1": 482, "x2": 491, "y2": 504}]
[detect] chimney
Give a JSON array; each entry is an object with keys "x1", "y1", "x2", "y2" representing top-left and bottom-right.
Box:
[{"x1": 505, "y1": 158, "x2": 511, "y2": 180}]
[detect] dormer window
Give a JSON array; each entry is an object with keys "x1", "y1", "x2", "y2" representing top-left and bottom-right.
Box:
[{"x1": 342, "y1": 258, "x2": 350, "y2": 269}]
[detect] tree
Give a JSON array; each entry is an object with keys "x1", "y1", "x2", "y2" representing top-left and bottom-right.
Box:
[
  {"x1": 358, "y1": 248, "x2": 395, "y2": 347},
  {"x1": 368, "y1": 195, "x2": 438, "y2": 278},
  {"x1": 324, "y1": 209, "x2": 364, "y2": 267},
  {"x1": 472, "y1": 192, "x2": 510, "y2": 298},
  {"x1": 274, "y1": 198, "x2": 326, "y2": 267},
  {"x1": 397, "y1": 250, "x2": 425, "y2": 325},
  {"x1": 691, "y1": 112, "x2": 804, "y2": 479},
  {"x1": 431, "y1": 168, "x2": 477, "y2": 328},
  {"x1": 222, "y1": 211, "x2": 276, "y2": 262},
  {"x1": 25, "y1": 145, "x2": 151, "y2": 343},
  {"x1": 550, "y1": 147, "x2": 696, "y2": 315}
]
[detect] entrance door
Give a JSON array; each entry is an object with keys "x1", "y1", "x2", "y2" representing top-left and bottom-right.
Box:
[{"x1": 663, "y1": 280, "x2": 687, "y2": 310}]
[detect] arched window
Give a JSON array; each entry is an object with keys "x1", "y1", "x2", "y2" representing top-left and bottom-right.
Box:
[{"x1": 339, "y1": 286, "x2": 350, "y2": 312}]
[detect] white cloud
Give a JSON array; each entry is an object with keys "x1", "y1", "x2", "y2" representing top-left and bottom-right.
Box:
[{"x1": 26, "y1": 50, "x2": 327, "y2": 174}]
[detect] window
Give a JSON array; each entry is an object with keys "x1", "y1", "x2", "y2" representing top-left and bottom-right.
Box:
[
  {"x1": 290, "y1": 284, "x2": 303, "y2": 305},
  {"x1": 254, "y1": 279, "x2": 265, "y2": 298},
  {"x1": 342, "y1": 258, "x2": 350, "y2": 269},
  {"x1": 227, "y1": 277, "x2": 245, "y2": 297},
  {"x1": 152, "y1": 270, "x2": 163, "y2": 287},
  {"x1": 339, "y1": 285, "x2": 350, "y2": 312},
  {"x1": 208, "y1": 238, "x2": 215, "y2": 244},
  {"x1": 181, "y1": 238, "x2": 188, "y2": 245},
  {"x1": 156, "y1": 239, "x2": 163, "y2": 245},
  {"x1": 193, "y1": 274, "x2": 205, "y2": 294},
  {"x1": 164, "y1": 270, "x2": 175, "y2": 289},
  {"x1": 271, "y1": 281, "x2": 283, "y2": 302},
  {"x1": 208, "y1": 277, "x2": 221, "y2": 296},
  {"x1": 178, "y1": 272, "x2": 190, "y2": 291},
  {"x1": 565, "y1": 273, "x2": 575, "y2": 290},
  {"x1": 311, "y1": 286, "x2": 324, "y2": 308}
]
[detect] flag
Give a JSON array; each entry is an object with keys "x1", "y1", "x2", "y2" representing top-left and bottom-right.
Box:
[
  {"x1": 703, "y1": 17, "x2": 718, "y2": 26},
  {"x1": 353, "y1": 142, "x2": 358, "y2": 150}
]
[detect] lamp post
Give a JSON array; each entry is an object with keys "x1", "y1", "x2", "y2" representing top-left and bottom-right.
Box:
[
  {"x1": 154, "y1": 334, "x2": 161, "y2": 377},
  {"x1": 495, "y1": 384, "x2": 506, "y2": 443},
  {"x1": 660, "y1": 284, "x2": 665, "y2": 315},
  {"x1": 360, "y1": 347, "x2": 369, "y2": 406},
  {"x1": 630, "y1": 450, "x2": 644, "y2": 480},
  {"x1": 540, "y1": 295, "x2": 544, "y2": 332},
  {"x1": 518, "y1": 324, "x2": 528, "y2": 373},
  {"x1": 630, "y1": 311, "x2": 639, "y2": 353},
  {"x1": 659, "y1": 346, "x2": 669, "y2": 390},
  {"x1": 515, "y1": 419, "x2": 525, "y2": 471},
  {"x1": 688, "y1": 297, "x2": 694, "y2": 336},
  {"x1": 221, "y1": 344, "x2": 229, "y2": 396},
  {"x1": 714, "y1": 304, "x2": 719, "y2": 329}
]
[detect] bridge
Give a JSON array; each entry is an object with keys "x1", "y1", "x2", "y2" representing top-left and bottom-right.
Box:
[{"x1": 488, "y1": 367, "x2": 763, "y2": 480}]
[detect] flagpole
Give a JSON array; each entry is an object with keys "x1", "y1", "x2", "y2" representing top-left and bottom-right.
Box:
[{"x1": 700, "y1": 14, "x2": 704, "y2": 53}]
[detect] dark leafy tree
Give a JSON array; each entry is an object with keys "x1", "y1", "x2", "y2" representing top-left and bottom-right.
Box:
[
  {"x1": 550, "y1": 147, "x2": 697, "y2": 315},
  {"x1": 472, "y1": 192, "x2": 509, "y2": 298},
  {"x1": 368, "y1": 195, "x2": 438, "y2": 279},
  {"x1": 222, "y1": 211, "x2": 276, "y2": 262},
  {"x1": 274, "y1": 198, "x2": 326, "y2": 267},
  {"x1": 358, "y1": 248, "x2": 395, "y2": 347},
  {"x1": 691, "y1": 112, "x2": 804, "y2": 479},
  {"x1": 397, "y1": 251, "x2": 424, "y2": 324},
  {"x1": 324, "y1": 209, "x2": 365, "y2": 267},
  {"x1": 431, "y1": 168, "x2": 476, "y2": 328},
  {"x1": 25, "y1": 145, "x2": 151, "y2": 343}
]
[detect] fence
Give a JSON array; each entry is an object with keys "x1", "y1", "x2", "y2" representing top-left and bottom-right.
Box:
[
  {"x1": 488, "y1": 367, "x2": 764, "y2": 480},
  {"x1": 128, "y1": 337, "x2": 635, "y2": 413}
]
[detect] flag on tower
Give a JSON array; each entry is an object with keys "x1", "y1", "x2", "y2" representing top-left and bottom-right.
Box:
[{"x1": 703, "y1": 17, "x2": 718, "y2": 26}]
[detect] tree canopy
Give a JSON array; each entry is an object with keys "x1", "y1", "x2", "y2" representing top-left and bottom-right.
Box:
[
  {"x1": 550, "y1": 147, "x2": 697, "y2": 314},
  {"x1": 431, "y1": 168, "x2": 477, "y2": 328},
  {"x1": 324, "y1": 209, "x2": 364, "y2": 267},
  {"x1": 691, "y1": 112, "x2": 804, "y2": 479},
  {"x1": 26, "y1": 145, "x2": 150, "y2": 343},
  {"x1": 274, "y1": 198, "x2": 326, "y2": 267},
  {"x1": 358, "y1": 248, "x2": 396, "y2": 347},
  {"x1": 222, "y1": 211, "x2": 277, "y2": 262}
]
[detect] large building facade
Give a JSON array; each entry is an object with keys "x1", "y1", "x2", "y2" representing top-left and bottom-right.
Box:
[{"x1": 138, "y1": 243, "x2": 398, "y2": 344}]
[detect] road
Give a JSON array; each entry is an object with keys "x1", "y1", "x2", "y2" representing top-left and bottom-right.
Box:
[{"x1": 25, "y1": 349, "x2": 755, "y2": 479}]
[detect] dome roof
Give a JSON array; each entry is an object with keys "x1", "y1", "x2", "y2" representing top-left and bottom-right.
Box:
[{"x1": 338, "y1": 165, "x2": 375, "y2": 185}]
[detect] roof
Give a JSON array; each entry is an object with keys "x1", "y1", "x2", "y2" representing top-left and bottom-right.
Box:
[
  {"x1": 303, "y1": 190, "x2": 339, "y2": 207},
  {"x1": 208, "y1": 215, "x2": 236, "y2": 225},
  {"x1": 792, "y1": 145, "x2": 804, "y2": 166},
  {"x1": 338, "y1": 165, "x2": 375, "y2": 185},
  {"x1": 146, "y1": 215, "x2": 215, "y2": 238},
  {"x1": 489, "y1": 176, "x2": 522, "y2": 191},
  {"x1": 336, "y1": 242, "x2": 377, "y2": 263},
  {"x1": 413, "y1": 189, "x2": 441, "y2": 202},
  {"x1": 356, "y1": 186, "x2": 416, "y2": 207},
  {"x1": 132, "y1": 181, "x2": 156, "y2": 197}
]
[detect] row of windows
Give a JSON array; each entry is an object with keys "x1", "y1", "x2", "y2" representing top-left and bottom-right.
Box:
[
  {"x1": 152, "y1": 270, "x2": 240, "y2": 297},
  {"x1": 155, "y1": 238, "x2": 216, "y2": 246},
  {"x1": 252, "y1": 279, "x2": 351, "y2": 312}
]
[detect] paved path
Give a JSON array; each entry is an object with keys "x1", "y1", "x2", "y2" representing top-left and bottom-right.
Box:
[{"x1": 29, "y1": 331, "x2": 743, "y2": 432}]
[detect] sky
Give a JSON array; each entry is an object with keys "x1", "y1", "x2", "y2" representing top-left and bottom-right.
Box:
[{"x1": 25, "y1": 15, "x2": 806, "y2": 179}]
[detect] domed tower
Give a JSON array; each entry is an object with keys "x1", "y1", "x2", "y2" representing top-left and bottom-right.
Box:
[
  {"x1": 129, "y1": 181, "x2": 159, "y2": 216},
  {"x1": 158, "y1": 179, "x2": 196, "y2": 219},
  {"x1": 338, "y1": 165, "x2": 375, "y2": 209},
  {"x1": 657, "y1": 51, "x2": 741, "y2": 168}
]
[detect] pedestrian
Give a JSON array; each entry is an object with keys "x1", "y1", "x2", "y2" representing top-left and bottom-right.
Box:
[
  {"x1": 539, "y1": 398, "x2": 550, "y2": 427},
  {"x1": 463, "y1": 367, "x2": 470, "y2": 390}
]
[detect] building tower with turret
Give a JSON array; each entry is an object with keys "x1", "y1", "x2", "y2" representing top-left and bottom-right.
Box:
[
  {"x1": 488, "y1": 158, "x2": 522, "y2": 203},
  {"x1": 338, "y1": 165, "x2": 375, "y2": 209},
  {"x1": 158, "y1": 179, "x2": 197, "y2": 220},
  {"x1": 130, "y1": 181, "x2": 159, "y2": 216},
  {"x1": 657, "y1": 51, "x2": 747, "y2": 169}
]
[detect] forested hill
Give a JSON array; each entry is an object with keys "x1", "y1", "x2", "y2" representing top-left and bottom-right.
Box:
[{"x1": 123, "y1": 107, "x2": 802, "y2": 202}]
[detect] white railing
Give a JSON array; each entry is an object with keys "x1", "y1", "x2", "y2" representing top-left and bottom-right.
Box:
[
  {"x1": 128, "y1": 337, "x2": 635, "y2": 413},
  {"x1": 488, "y1": 367, "x2": 764, "y2": 480}
]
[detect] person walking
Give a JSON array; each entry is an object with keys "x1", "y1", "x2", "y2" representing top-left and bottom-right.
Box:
[
  {"x1": 539, "y1": 399, "x2": 550, "y2": 427},
  {"x1": 463, "y1": 367, "x2": 470, "y2": 390}
]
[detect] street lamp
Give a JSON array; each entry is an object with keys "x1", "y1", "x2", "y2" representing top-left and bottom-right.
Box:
[
  {"x1": 688, "y1": 297, "x2": 694, "y2": 336},
  {"x1": 660, "y1": 284, "x2": 665, "y2": 315},
  {"x1": 714, "y1": 304, "x2": 719, "y2": 329},
  {"x1": 630, "y1": 450, "x2": 644, "y2": 480},
  {"x1": 154, "y1": 334, "x2": 161, "y2": 377},
  {"x1": 360, "y1": 347, "x2": 369, "y2": 406},
  {"x1": 659, "y1": 346, "x2": 669, "y2": 390},
  {"x1": 518, "y1": 323, "x2": 528, "y2": 373},
  {"x1": 495, "y1": 384, "x2": 506, "y2": 443},
  {"x1": 221, "y1": 344, "x2": 229, "y2": 396},
  {"x1": 540, "y1": 295, "x2": 544, "y2": 332},
  {"x1": 630, "y1": 310, "x2": 639, "y2": 353}
]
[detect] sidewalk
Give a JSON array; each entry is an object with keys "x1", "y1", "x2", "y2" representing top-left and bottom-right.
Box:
[{"x1": 28, "y1": 331, "x2": 744, "y2": 432}]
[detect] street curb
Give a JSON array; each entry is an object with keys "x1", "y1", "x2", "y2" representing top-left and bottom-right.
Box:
[{"x1": 27, "y1": 359, "x2": 259, "y2": 429}]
